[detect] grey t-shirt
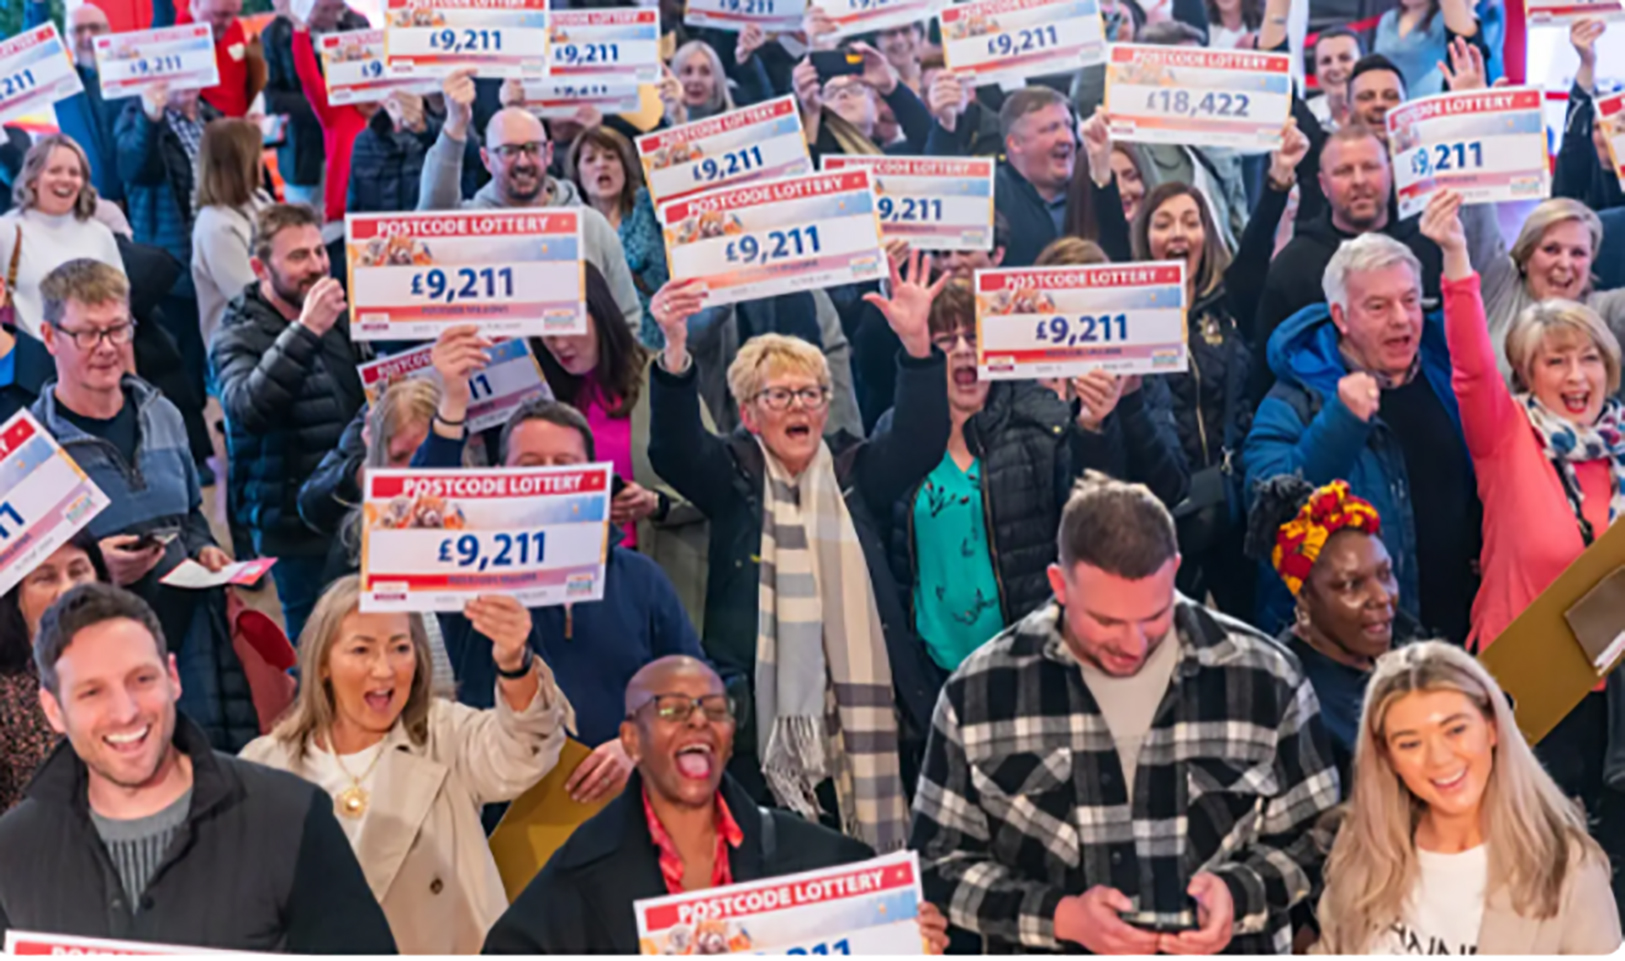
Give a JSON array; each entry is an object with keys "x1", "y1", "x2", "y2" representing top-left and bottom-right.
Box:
[
  {"x1": 90, "y1": 787, "x2": 193, "y2": 908},
  {"x1": 1079, "y1": 634, "x2": 1180, "y2": 799}
]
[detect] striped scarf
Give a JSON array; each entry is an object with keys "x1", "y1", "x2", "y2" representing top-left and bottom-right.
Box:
[
  {"x1": 754, "y1": 438, "x2": 907, "y2": 851},
  {"x1": 1522, "y1": 393, "x2": 1625, "y2": 532}
]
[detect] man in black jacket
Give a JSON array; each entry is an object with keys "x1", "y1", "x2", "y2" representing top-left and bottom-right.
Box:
[
  {"x1": 210, "y1": 202, "x2": 368, "y2": 643},
  {"x1": 991, "y1": 87, "x2": 1076, "y2": 268},
  {"x1": 260, "y1": 1, "x2": 369, "y2": 208},
  {"x1": 0, "y1": 584, "x2": 394, "y2": 953},
  {"x1": 484, "y1": 655, "x2": 946, "y2": 954}
]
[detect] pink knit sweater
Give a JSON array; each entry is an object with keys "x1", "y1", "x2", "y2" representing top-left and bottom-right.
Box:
[{"x1": 1444, "y1": 274, "x2": 1612, "y2": 653}]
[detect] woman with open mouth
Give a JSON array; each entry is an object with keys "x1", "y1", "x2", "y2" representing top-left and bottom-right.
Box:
[
  {"x1": 1425, "y1": 188, "x2": 1625, "y2": 896},
  {"x1": 1314, "y1": 641, "x2": 1619, "y2": 954},
  {"x1": 242, "y1": 575, "x2": 571, "y2": 954}
]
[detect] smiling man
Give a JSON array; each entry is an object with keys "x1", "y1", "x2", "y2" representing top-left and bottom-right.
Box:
[
  {"x1": 0, "y1": 584, "x2": 393, "y2": 952},
  {"x1": 484, "y1": 655, "x2": 947, "y2": 953},
  {"x1": 993, "y1": 87, "x2": 1076, "y2": 267},
  {"x1": 911, "y1": 474, "x2": 1339, "y2": 955},
  {"x1": 1244, "y1": 232, "x2": 1482, "y2": 645}
]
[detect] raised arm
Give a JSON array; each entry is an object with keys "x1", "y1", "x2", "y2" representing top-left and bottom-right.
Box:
[
  {"x1": 417, "y1": 69, "x2": 477, "y2": 212},
  {"x1": 647, "y1": 279, "x2": 739, "y2": 518},
  {"x1": 290, "y1": 26, "x2": 337, "y2": 130},
  {"x1": 1224, "y1": 120, "x2": 1305, "y2": 325}
]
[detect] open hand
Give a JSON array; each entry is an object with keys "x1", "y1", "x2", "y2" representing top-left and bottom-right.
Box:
[{"x1": 863, "y1": 247, "x2": 950, "y2": 359}]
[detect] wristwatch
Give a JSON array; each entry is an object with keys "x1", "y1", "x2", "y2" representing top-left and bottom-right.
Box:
[{"x1": 495, "y1": 647, "x2": 535, "y2": 680}]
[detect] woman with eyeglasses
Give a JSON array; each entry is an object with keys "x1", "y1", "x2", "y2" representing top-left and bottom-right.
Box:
[
  {"x1": 881, "y1": 275, "x2": 1188, "y2": 673},
  {"x1": 243, "y1": 574, "x2": 570, "y2": 955},
  {"x1": 645, "y1": 253, "x2": 950, "y2": 851}
]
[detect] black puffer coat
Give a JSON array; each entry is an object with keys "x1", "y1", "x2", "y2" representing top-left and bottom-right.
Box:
[
  {"x1": 886, "y1": 380, "x2": 1188, "y2": 628},
  {"x1": 210, "y1": 283, "x2": 369, "y2": 557}
]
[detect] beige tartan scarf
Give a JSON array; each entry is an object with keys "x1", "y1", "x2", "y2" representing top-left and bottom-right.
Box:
[{"x1": 753, "y1": 438, "x2": 908, "y2": 851}]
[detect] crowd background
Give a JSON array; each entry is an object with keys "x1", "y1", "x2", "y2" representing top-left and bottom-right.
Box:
[{"x1": 2, "y1": 0, "x2": 1625, "y2": 952}]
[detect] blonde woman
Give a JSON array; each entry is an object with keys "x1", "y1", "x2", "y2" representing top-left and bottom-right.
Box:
[
  {"x1": 670, "y1": 40, "x2": 735, "y2": 121},
  {"x1": 241, "y1": 575, "x2": 570, "y2": 954},
  {"x1": 191, "y1": 118, "x2": 270, "y2": 349},
  {"x1": 1475, "y1": 197, "x2": 1625, "y2": 382},
  {"x1": 0, "y1": 134, "x2": 125, "y2": 337},
  {"x1": 1315, "y1": 641, "x2": 1620, "y2": 954}
]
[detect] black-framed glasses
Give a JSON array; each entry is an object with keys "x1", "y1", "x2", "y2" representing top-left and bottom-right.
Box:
[
  {"x1": 630, "y1": 693, "x2": 737, "y2": 724},
  {"x1": 754, "y1": 386, "x2": 830, "y2": 411},
  {"x1": 931, "y1": 328, "x2": 977, "y2": 352},
  {"x1": 52, "y1": 321, "x2": 135, "y2": 350},
  {"x1": 492, "y1": 141, "x2": 548, "y2": 161}
]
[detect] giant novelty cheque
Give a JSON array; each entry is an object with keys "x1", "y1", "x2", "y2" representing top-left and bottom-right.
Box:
[
  {"x1": 383, "y1": 0, "x2": 550, "y2": 78},
  {"x1": 939, "y1": 0, "x2": 1107, "y2": 88},
  {"x1": 357, "y1": 338, "x2": 552, "y2": 434},
  {"x1": 0, "y1": 25, "x2": 84, "y2": 127},
  {"x1": 822, "y1": 155, "x2": 996, "y2": 251},
  {"x1": 976, "y1": 262, "x2": 1189, "y2": 379},
  {"x1": 345, "y1": 209, "x2": 587, "y2": 341},
  {"x1": 1523, "y1": 0, "x2": 1625, "y2": 22},
  {"x1": 0, "y1": 411, "x2": 109, "y2": 599},
  {"x1": 94, "y1": 24, "x2": 219, "y2": 99},
  {"x1": 1387, "y1": 86, "x2": 1550, "y2": 219},
  {"x1": 548, "y1": 9, "x2": 661, "y2": 83},
  {"x1": 684, "y1": 0, "x2": 807, "y2": 35},
  {"x1": 635, "y1": 852, "x2": 926, "y2": 955},
  {"x1": 319, "y1": 28, "x2": 438, "y2": 106},
  {"x1": 359, "y1": 465, "x2": 611, "y2": 613},
  {"x1": 810, "y1": 0, "x2": 945, "y2": 39},
  {"x1": 518, "y1": 80, "x2": 644, "y2": 119},
  {"x1": 637, "y1": 96, "x2": 812, "y2": 207},
  {"x1": 660, "y1": 168, "x2": 888, "y2": 307},
  {"x1": 1104, "y1": 43, "x2": 1293, "y2": 150}
]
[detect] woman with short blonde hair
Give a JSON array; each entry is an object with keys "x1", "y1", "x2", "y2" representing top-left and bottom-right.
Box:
[
  {"x1": 725, "y1": 332, "x2": 831, "y2": 407},
  {"x1": 0, "y1": 134, "x2": 125, "y2": 338},
  {"x1": 1316, "y1": 641, "x2": 1619, "y2": 954},
  {"x1": 242, "y1": 575, "x2": 570, "y2": 954}
]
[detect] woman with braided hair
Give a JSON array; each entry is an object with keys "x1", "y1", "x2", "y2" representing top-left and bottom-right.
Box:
[{"x1": 1245, "y1": 474, "x2": 1422, "y2": 784}]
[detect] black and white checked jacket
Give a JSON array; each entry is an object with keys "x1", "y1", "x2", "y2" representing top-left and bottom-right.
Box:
[{"x1": 909, "y1": 598, "x2": 1340, "y2": 954}]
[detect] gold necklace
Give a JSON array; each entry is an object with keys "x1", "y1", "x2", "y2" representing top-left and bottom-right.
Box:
[{"x1": 331, "y1": 740, "x2": 386, "y2": 819}]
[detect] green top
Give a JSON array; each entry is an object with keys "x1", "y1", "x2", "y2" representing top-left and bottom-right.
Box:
[{"x1": 912, "y1": 454, "x2": 1005, "y2": 671}]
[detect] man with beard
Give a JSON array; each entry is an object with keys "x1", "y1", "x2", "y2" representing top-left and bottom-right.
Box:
[
  {"x1": 0, "y1": 584, "x2": 394, "y2": 952},
  {"x1": 417, "y1": 69, "x2": 643, "y2": 333},
  {"x1": 210, "y1": 204, "x2": 369, "y2": 643},
  {"x1": 993, "y1": 87, "x2": 1077, "y2": 268},
  {"x1": 483, "y1": 655, "x2": 949, "y2": 953}
]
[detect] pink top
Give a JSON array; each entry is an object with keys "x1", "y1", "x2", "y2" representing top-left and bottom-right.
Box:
[
  {"x1": 582, "y1": 381, "x2": 637, "y2": 549},
  {"x1": 1444, "y1": 274, "x2": 1612, "y2": 654}
]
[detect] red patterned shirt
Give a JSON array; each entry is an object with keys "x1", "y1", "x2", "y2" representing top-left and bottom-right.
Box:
[{"x1": 642, "y1": 787, "x2": 745, "y2": 894}]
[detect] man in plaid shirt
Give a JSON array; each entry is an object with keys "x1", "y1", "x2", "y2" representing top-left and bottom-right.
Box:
[{"x1": 910, "y1": 475, "x2": 1341, "y2": 954}]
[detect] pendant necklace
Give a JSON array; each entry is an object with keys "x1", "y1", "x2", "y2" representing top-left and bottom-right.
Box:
[{"x1": 332, "y1": 741, "x2": 386, "y2": 819}]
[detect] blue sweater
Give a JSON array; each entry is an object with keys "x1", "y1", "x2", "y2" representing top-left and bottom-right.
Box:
[
  {"x1": 24, "y1": 1, "x2": 126, "y2": 202},
  {"x1": 412, "y1": 431, "x2": 706, "y2": 747}
]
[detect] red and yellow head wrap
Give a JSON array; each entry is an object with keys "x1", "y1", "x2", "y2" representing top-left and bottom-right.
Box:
[{"x1": 1271, "y1": 480, "x2": 1383, "y2": 596}]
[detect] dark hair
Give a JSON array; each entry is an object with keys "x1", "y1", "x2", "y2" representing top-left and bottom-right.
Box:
[
  {"x1": 1348, "y1": 53, "x2": 1406, "y2": 95},
  {"x1": 532, "y1": 262, "x2": 649, "y2": 418},
  {"x1": 1066, "y1": 144, "x2": 1145, "y2": 241},
  {"x1": 499, "y1": 395, "x2": 597, "y2": 463},
  {"x1": 991, "y1": 209, "x2": 1012, "y2": 253},
  {"x1": 0, "y1": 529, "x2": 108, "y2": 672},
  {"x1": 34, "y1": 583, "x2": 167, "y2": 695},
  {"x1": 1243, "y1": 473, "x2": 1318, "y2": 561},
  {"x1": 1312, "y1": 26, "x2": 1363, "y2": 64},
  {"x1": 566, "y1": 125, "x2": 643, "y2": 221},
  {"x1": 1056, "y1": 472, "x2": 1178, "y2": 579},
  {"x1": 927, "y1": 280, "x2": 974, "y2": 339},
  {"x1": 252, "y1": 202, "x2": 323, "y2": 262},
  {"x1": 1132, "y1": 180, "x2": 1230, "y2": 298},
  {"x1": 1204, "y1": 0, "x2": 1262, "y2": 31},
  {"x1": 1139, "y1": 20, "x2": 1206, "y2": 45},
  {"x1": 998, "y1": 86, "x2": 1070, "y2": 142}
]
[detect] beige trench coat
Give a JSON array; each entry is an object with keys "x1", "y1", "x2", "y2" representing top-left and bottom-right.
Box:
[{"x1": 241, "y1": 683, "x2": 567, "y2": 954}]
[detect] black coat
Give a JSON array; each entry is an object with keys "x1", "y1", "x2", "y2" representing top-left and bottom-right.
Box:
[
  {"x1": 211, "y1": 284, "x2": 369, "y2": 556},
  {"x1": 261, "y1": 11, "x2": 369, "y2": 189},
  {"x1": 993, "y1": 162, "x2": 1063, "y2": 269},
  {"x1": 647, "y1": 351, "x2": 949, "y2": 777},
  {"x1": 0, "y1": 716, "x2": 395, "y2": 953},
  {"x1": 483, "y1": 771, "x2": 873, "y2": 954},
  {"x1": 885, "y1": 380, "x2": 1189, "y2": 630}
]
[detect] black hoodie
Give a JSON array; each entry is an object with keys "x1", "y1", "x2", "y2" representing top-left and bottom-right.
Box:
[{"x1": 1250, "y1": 206, "x2": 1445, "y2": 403}]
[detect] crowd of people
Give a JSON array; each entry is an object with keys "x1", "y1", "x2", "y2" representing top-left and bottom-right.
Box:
[{"x1": 0, "y1": 0, "x2": 1622, "y2": 952}]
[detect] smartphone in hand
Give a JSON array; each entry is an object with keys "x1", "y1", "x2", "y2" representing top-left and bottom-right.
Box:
[{"x1": 810, "y1": 49, "x2": 865, "y2": 82}]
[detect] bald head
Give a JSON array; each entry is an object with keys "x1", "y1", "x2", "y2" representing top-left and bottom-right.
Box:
[
  {"x1": 621, "y1": 655, "x2": 733, "y2": 808},
  {"x1": 481, "y1": 108, "x2": 550, "y2": 205},
  {"x1": 624, "y1": 655, "x2": 720, "y2": 716},
  {"x1": 70, "y1": 4, "x2": 111, "y2": 68}
]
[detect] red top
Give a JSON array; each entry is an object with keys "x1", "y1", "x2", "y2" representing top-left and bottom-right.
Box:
[
  {"x1": 291, "y1": 26, "x2": 368, "y2": 224},
  {"x1": 199, "y1": 19, "x2": 252, "y2": 117},
  {"x1": 641, "y1": 786, "x2": 744, "y2": 894}
]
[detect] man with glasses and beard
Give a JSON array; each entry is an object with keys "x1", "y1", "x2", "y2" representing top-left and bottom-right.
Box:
[
  {"x1": 210, "y1": 204, "x2": 369, "y2": 644},
  {"x1": 483, "y1": 655, "x2": 949, "y2": 954},
  {"x1": 415, "y1": 69, "x2": 643, "y2": 334}
]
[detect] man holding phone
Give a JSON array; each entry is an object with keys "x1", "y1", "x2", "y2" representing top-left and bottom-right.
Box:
[{"x1": 910, "y1": 475, "x2": 1339, "y2": 954}]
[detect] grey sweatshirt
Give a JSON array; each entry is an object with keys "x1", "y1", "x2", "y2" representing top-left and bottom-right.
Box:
[{"x1": 416, "y1": 128, "x2": 644, "y2": 333}]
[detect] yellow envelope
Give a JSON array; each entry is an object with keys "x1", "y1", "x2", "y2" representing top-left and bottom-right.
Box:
[{"x1": 488, "y1": 738, "x2": 621, "y2": 902}]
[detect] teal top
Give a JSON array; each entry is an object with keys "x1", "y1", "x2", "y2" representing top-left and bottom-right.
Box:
[{"x1": 912, "y1": 454, "x2": 1005, "y2": 671}]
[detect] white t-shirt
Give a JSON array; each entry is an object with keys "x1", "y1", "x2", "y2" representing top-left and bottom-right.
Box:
[
  {"x1": 305, "y1": 740, "x2": 387, "y2": 844},
  {"x1": 1376, "y1": 844, "x2": 1488, "y2": 955},
  {"x1": 1078, "y1": 632, "x2": 1180, "y2": 798}
]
